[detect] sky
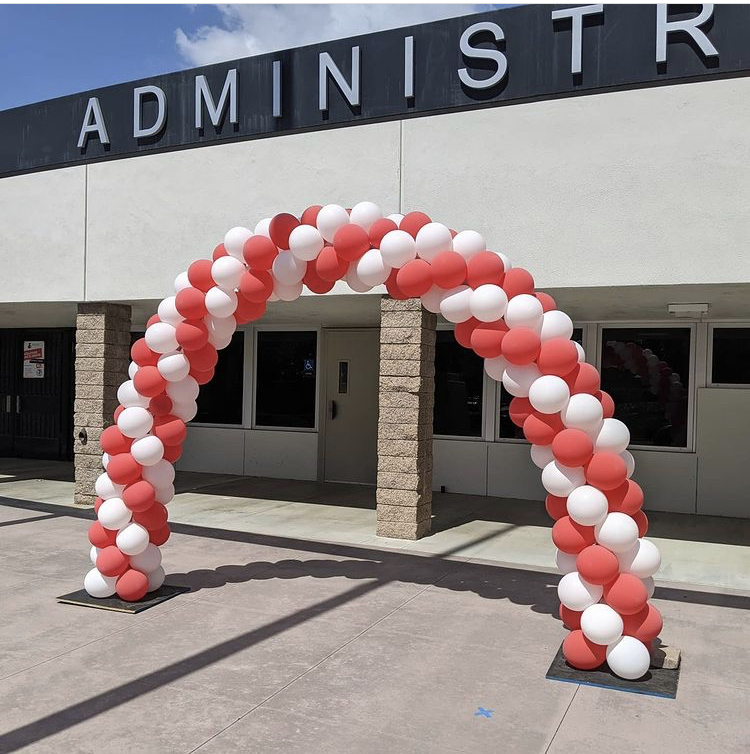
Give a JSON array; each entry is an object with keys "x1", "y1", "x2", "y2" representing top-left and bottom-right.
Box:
[{"x1": 0, "y1": 3, "x2": 500, "y2": 111}]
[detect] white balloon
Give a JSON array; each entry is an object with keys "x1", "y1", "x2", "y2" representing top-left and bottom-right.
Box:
[
  {"x1": 157, "y1": 352, "x2": 190, "y2": 382},
  {"x1": 540, "y1": 310, "x2": 574, "y2": 341},
  {"x1": 89, "y1": 545, "x2": 100, "y2": 566},
  {"x1": 595, "y1": 512, "x2": 640, "y2": 553},
  {"x1": 502, "y1": 363, "x2": 541, "y2": 397},
  {"x1": 130, "y1": 543, "x2": 162, "y2": 573},
  {"x1": 224, "y1": 226, "x2": 253, "y2": 259},
  {"x1": 349, "y1": 201, "x2": 382, "y2": 231},
  {"x1": 530, "y1": 443, "x2": 554, "y2": 469},
  {"x1": 542, "y1": 461, "x2": 585, "y2": 497},
  {"x1": 470, "y1": 284, "x2": 508, "y2": 323},
  {"x1": 254, "y1": 217, "x2": 272, "y2": 238},
  {"x1": 157, "y1": 296, "x2": 184, "y2": 326},
  {"x1": 642, "y1": 576, "x2": 656, "y2": 598},
  {"x1": 116, "y1": 523, "x2": 150, "y2": 556},
  {"x1": 574, "y1": 342, "x2": 586, "y2": 362},
  {"x1": 496, "y1": 251, "x2": 512, "y2": 271},
  {"x1": 439, "y1": 286, "x2": 473, "y2": 323},
  {"x1": 128, "y1": 361, "x2": 139, "y2": 380},
  {"x1": 130, "y1": 435, "x2": 164, "y2": 467},
  {"x1": 117, "y1": 380, "x2": 149, "y2": 409},
  {"x1": 557, "y1": 571, "x2": 603, "y2": 611},
  {"x1": 145, "y1": 322, "x2": 178, "y2": 354},
  {"x1": 95, "y1": 472, "x2": 124, "y2": 500},
  {"x1": 621, "y1": 449, "x2": 635, "y2": 478},
  {"x1": 415, "y1": 222, "x2": 453, "y2": 262},
  {"x1": 155, "y1": 483, "x2": 176, "y2": 504},
  {"x1": 566, "y1": 485, "x2": 609, "y2": 526},
  {"x1": 143, "y1": 459, "x2": 176, "y2": 488},
  {"x1": 420, "y1": 286, "x2": 444, "y2": 314},
  {"x1": 207, "y1": 315, "x2": 236, "y2": 340},
  {"x1": 316, "y1": 204, "x2": 350, "y2": 242},
  {"x1": 380, "y1": 229, "x2": 416, "y2": 269},
  {"x1": 84, "y1": 568, "x2": 117, "y2": 598},
  {"x1": 505, "y1": 294, "x2": 543, "y2": 330},
  {"x1": 171, "y1": 399, "x2": 198, "y2": 422},
  {"x1": 618, "y1": 538, "x2": 661, "y2": 578},
  {"x1": 166, "y1": 375, "x2": 199, "y2": 403},
  {"x1": 211, "y1": 255, "x2": 246, "y2": 290},
  {"x1": 211, "y1": 330, "x2": 234, "y2": 350},
  {"x1": 451, "y1": 229, "x2": 485, "y2": 260},
  {"x1": 101, "y1": 452, "x2": 110, "y2": 470},
  {"x1": 356, "y1": 249, "x2": 391, "y2": 287},
  {"x1": 173, "y1": 271, "x2": 191, "y2": 292},
  {"x1": 97, "y1": 497, "x2": 132, "y2": 530},
  {"x1": 581, "y1": 604, "x2": 624, "y2": 646},
  {"x1": 528, "y1": 375, "x2": 570, "y2": 414},
  {"x1": 205, "y1": 286, "x2": 237, "y2": 318},
  {"x1": 117, "y1": 406, "x2": 153, "y2": 439},
  {"x1": 288, "y1": 224, "x2": 324, "y2": 261},
  {"x1": 147, "y1": 565, "x2": 166, "y2": 592},
  {"x1": 345, "y1": 263, "x2": 372, "y2": 293},
  {"x1": 272, "y1": 251, "x2": 306, "y2": 285},
  {"x1": 561, "y1": 393, "x2": 603, "y2": 434},
  {"x1": 386, "y1": 213, "x2": 404, "y2": 226},
  {"x1": 595, "y1": 419, "x2": 630, "y2": 453},
  {"x1": 556, "y1": 549, "x2": 578, "y2": 574},
  {"x1": 606, "y1": 636, "x2": 651, "y2": 680},
  {"x1": 273, "y1": 279, "x2": 303, "y2": 302},
  {"x1": 484, "y1": 355, "x2": 508, "y2": 382}
]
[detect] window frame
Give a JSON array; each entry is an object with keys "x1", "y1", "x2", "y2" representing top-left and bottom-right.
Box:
[
  {"x1": 707, "y1": 323, "x2": 750, "y2": 389},
  {"x1": 251, "y1": 325, "x2": 321, "y2": 433}
]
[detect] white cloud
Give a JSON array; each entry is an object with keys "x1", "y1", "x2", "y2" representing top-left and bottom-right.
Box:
[{"x1": 176, "y1": 4, "x2": 494, "y2": 67}]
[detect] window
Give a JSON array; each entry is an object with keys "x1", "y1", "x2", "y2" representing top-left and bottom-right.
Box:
[
  {"x1": 194, "y1": 332, "x2": 244, "y2": 425},
  {"x1": 711, "y1": 327, "x2": 750, "y2": 385},
  {"x1": 255, "y1": 330, "x2": 317, "y2": 428},
  {"x1": 498, "y1": 328, "x2": 583, "y2": 439},
  {"x1": 600, "y1": 327, "x2": 690, "y2": 448},
  {"x1": 434, "y1": 330, "x2": 483, "y2": 437}
]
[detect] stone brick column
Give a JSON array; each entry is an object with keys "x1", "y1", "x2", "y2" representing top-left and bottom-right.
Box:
[
  {"x1": 376, "y1": 296, "x2": 436, "y2": 539},
  {"x1": 73, "y1": 303, "x2": 132, "y2": 506}
]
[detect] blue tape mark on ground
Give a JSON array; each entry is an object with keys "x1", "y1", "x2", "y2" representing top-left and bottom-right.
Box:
[{"x1": 474, "y1": 707, "x2": 494, "y2": 718}]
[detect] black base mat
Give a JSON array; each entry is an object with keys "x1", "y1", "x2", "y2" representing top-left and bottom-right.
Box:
[
  {"x1": 546, "y1": 643, "x2": 680, "y2": 699},
  {"x1": 57, "y1": 584, "x2": 190, "y2": 614}
]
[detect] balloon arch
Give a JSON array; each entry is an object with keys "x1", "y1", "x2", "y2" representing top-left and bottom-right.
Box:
[{"x1": 85, "y1": 201, "x2": 663, "y2": 681}]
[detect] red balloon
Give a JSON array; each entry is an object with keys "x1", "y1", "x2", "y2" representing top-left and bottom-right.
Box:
[
  {"x1": 509, "y1": 396, "x2": 534, "y2": 428},
  {"x1": 243, "y1": 235, "x2": 278, "y2": 270},
  {"x1": 146, "y1": 314, "x2": 161, "y2": 328},
  {"x1": 100, "y1": 425, "x2": 133, "y2": 455},
  {"x1": 133, "y1": 365, "x2": 166, "y2": 398},
  {"x1": 94, "y1": 496, "x2": 104, "y2": 514},
  {"x1": 633, "y1": 510, "x2": 649, "y2": 537},
  {"x1": 552, "y1": 516, "x2": 595, "y2": 554},
  {"x1": 212, "y1": 243, "x2": 228, "y2": 260},
  {"x1": 560, "y1": 604, "x2": 582, "y2": 630},
  {"x1": 523, "y1": 411, "x2": 563, "y2": 445},
  {"x1": 535, "y1": 292, "x2": 557, "y2": 312},
  {"x1": 189, "y1": 342, "x2": 218, "y2": 372},
  {"x1": 190, "y1": 366, "x2": 215, "y2": 385},
  {"x1": 122, "y1": 480, "x2": 156, "y2": 512},
  {"x1": 162, "y1": 444, "x2": 183, "y2": 463},
  {"x1": 269, "y1": 212, "x2": 299, "y2": 250},
  {"x1": 96, "y1": 546, "x2": 130, "y2": 577},
  {"x1": 545, "y1": 494, "x2": 568, "y2": 520},
  {"x1": 385, "y1": 269, "x2": 409, "y2": 300},
  {"x1": 470, "y1": 321, "x2": 507, "y2": 359},
  {"x1": 240, "y1": 270, "x2": 274, "y2": 303},
  {"x1": 576, "y1": 544, "x2": 620, "y2": 585},
  {"x1": 153, "y1": 415, "x2": 187, "y2": 446},
  {"x1": 432, "y1": 251, "x2": 467, "y2": 289},
  {"x1": 113, "y1": 405, "x2": 124, "y2": 422},
  {"x1": 604, "y1": 573, "x2": 648, "y2": 615},
  {"x1": 116, "y1": 568, "x2": 149, "y2": 602},
  {"x1": 565, "y1": 363, "x2": 601, "y2": 395},
  {"x1": 537, "y1": 338, "x2": 578, "y2": 377},
  {"x1": 585, "y1": 452, "x2": 627, "y2": 491},
  {"x1": 503, "y1": 267, "x2": 535, "y2": 299},
  {"x1": 176, "y1": 320, "x2": 209, "y2": 352},
  {"x1": 368, "y1": 218, "x2": 398, "y2": 247},
  {"x1": 175, "y1": 287, "x2": 207, "y2": 319},
  {"x1": 149, "y1": 394, "x2": 173, "y2": 417},
  {"x1": 552, "y1": 428, "x2": 594, "y2": 468},
  {"x1": 399, "y1": 211, "x2": 431, "y2": 239},
  {"x1": 502, "y1": 327, "x2": 541, "y2": 365},
  {"x1": 133, "y1": 502, "x2": 169, "y2": 531},
  {"x1": 303, "y1": 262, "x2": 335, "y2": 294},
  {"x1": 396, "y1": 260, "x2": 433, "y2": 297},
  {"x1": 300, "y1": 205, "x2": 322, "y2": 226},
  {"x1": 454, "y1": 317, "x2": 479, "y2": 349},
  {"x1": 150, "y1": 524, "x2": 171, "y2": 546},
  {"x1": 622, "y1": 604, "x2": 663, "y2": 642},
  {"x1": 187, "y1": 259, "x2": 215, "y2": 292},
  {"x1": 606, "y1": 480, "x2": 644, "y2": 515},
  {"x1": 596, "y1": 389, "x2": 616, "y2": 419},
  {"x1": 334, "y1": 224, "x2": 371, "y2": 261},
  {"x1": 563, "y1": 629, "x2": 606, "y2": 670},
  {"x1": 315, "y1": 246, "x2": 348, "y2": 282},
  {"x1": 131, "y1": 338, "x2": 158, "y2": 367},
  {"x1": 88, "y1": 521, "x2": 117, "y2": 548},
  {"x1": 234, "y1": 294, "x2": 266, "y2": 324},
  {"x1": 106, "y1": 453, "x2": 142, "y2": 485},
  {"x1": 466, "y1": 251, "x2": 505, "y2": 287}
]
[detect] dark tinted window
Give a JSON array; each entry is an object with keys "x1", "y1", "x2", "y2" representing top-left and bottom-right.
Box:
[
  {"x1": 600, "y1": 327, "x2": 690, "y2": 448},
  {"x1": 195, "y1": 332, "x2": 244, "y2": 425},
  {"x1": 712, "y1": 328, "x2": 750, "y2": 385},
  {"x1": 255, "y1": 331, "x2": 317, "y2": 428}
]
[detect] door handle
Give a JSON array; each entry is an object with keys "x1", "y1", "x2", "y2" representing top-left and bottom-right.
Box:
[
  {"x1": 329, "y1": 399, "x2": 338, "y2": 420},
  {"x1": 3, "y1": 395, "x2": 9, "y2": 413},
  {"x1": 15, "y1": 396, "x2": 20, "y2": 414}
]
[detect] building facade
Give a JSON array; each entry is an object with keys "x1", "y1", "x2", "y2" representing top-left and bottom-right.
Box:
[{"x1": 1, "y1": 4, "x2": 749, "y2": 531}]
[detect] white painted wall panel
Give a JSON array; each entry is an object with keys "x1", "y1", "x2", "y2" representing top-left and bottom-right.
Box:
[
  {"x1": 629, "y1": 449, "x2": 697, "y2": 515},
  {"x1": 433, "y1": 439, "x2": 487, "y2": 496},
  {"x1": 178, "y1": 426, "x2": 245, "y2": 475},
  {"x1": 487, "y1": 442, "x2": 545, "y2": 501},
  {"x1": 244, "y1": 429, "x2": 318, "y2": 481}
]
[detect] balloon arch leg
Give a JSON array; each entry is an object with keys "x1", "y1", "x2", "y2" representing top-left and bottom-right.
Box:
[{"x1": 85, "y1": 201, "x2": 663, "y2": 682}]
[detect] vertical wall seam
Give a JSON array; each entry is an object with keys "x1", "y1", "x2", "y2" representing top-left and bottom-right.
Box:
[{"x1": 83, "y1": 164, "x2": 88, "y2": 301}]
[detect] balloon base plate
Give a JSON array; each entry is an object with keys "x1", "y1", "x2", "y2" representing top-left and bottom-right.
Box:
[
  {"x1": 57, "y1": 583, "x2": 190, "y2": 614},
  {"x1": 546, "y1": 642, "x2": 680, "y2": 699}
]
